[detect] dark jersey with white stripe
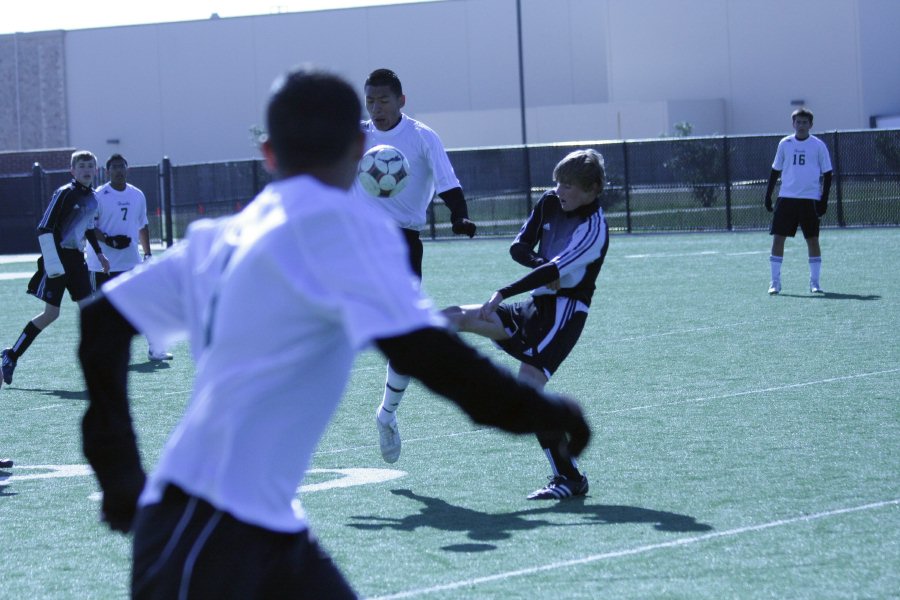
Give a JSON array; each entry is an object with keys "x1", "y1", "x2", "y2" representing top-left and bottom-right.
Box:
[
  {"x1": 37, "y1": 179, "x2": 99, "y2": 251},
  {"x1": 509, "y1": 190, "x2": 609, "y2": 306}
]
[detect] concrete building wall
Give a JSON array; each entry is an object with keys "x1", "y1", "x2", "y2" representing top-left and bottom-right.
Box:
[{"x1": 1, "y1": 0, "x2": 897, "y2": 165}]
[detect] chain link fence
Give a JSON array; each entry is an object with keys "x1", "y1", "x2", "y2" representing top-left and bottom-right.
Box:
[{"x1": 2, "y1": 129, "x2": 898, "y2": 253}]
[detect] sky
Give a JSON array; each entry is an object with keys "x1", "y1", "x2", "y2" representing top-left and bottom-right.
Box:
[{"x1": 1, "y1": 0, "x2": 436, "y2": 35}]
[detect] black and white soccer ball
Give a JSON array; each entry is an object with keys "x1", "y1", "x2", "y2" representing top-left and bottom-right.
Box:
[{"x1": 358, "y1": 144, "x2": 411, "y2": 198}]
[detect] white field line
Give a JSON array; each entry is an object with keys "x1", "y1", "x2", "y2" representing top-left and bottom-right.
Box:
[
  {"x1": 604, "y1": 368, "x2": 900, "y2": 414},
  {"x1": 367, "y1": 498, "x2": 900, "y2": 600},
  {"x1": 610, "y1": 321, "x2": 755, "y2": 342},
  {"x1": 0, "y1": 272, "x2": 33, "y2": 280}
]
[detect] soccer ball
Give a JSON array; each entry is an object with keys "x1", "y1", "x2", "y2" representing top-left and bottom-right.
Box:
[{"x1": 358, "y1": 144, "x2": 410, "y2": 198}]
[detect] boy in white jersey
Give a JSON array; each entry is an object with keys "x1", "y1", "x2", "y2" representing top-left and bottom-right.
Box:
[
  {"x1": 764, "y1": 108, "x2": 833, "y2": 294},
  {"x1": 87, "y1": 154, "x2": 172, "y2": 362},
  {"x1": 77, "y1": 67, "x2": 590, "y2": 598},
  {"x1": 359, "y1": 68, "x2": 478, "y2": 464},
  {"x1": 443, "y1": 149, "x2": 610, "y2": 500}
]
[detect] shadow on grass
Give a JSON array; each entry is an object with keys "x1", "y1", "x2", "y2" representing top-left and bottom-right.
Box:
[
  {"x1": 348, "y1": 488, "x2": 712, "y2": 552},
  {"x1": 13, "y1": 387, "x2": 88, "y2": 401},
  {"x1": 129, "y1": 361, "x2": 172, "y2": 373},
  {"x1": 777, "y1": 291, "x2": 881, "y2": 301}
]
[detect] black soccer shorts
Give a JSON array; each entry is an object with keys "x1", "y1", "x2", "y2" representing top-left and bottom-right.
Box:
[
  {"x1": 494, "y1": 294, "x2": 589, "y2": 380},
  {"x1": 30, "y1": 248, "x2": 93, "y2": 307},
  {"x1": 131, "y1": 484, "x2": 357, "y2": 599},
  {"x1": 770, "y1": 197, "x2": 820, "y2": 239}
]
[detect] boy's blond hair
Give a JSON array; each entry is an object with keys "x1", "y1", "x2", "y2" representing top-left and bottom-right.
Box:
[
  {"x1": 553, "y1": 149, "x2": 605, "y2": 194},
  {"x1": 70, "y1": 150, "x2": 98, "y2": 169}
]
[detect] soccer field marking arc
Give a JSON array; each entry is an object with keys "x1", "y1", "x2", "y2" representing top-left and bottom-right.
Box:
[
  {"x1": 367, "y1": 498, "x2": 900, "y2": 600},
  {"x1": 610, "y1": 321, "x2": 755, "y2": 343},
  {"x1": 603, "y1": 367, "x2": 900, "y2": 414}
]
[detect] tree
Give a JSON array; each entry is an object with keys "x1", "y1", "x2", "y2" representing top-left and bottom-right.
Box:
[{"x1": 664, "y1": 122, "x2": 725, "y2": 208}]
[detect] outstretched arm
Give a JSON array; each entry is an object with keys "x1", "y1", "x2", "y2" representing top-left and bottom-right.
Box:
[
  {"x1": 375, "y1": 327, "x2": 590, "y2": 457},
  {"x1": 79, "y1": 293, "x2": 145, "y2": 533},
  {"x1": 438, "y1": 187, "x2": 477, "y2": 238}
]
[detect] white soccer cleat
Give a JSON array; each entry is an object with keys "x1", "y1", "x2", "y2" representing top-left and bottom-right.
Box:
[
  {"x1": 768, "y1": 281, "x2": 781, "y2": 295},
  {"x1": 810, "y1": 282, "x2": 824, "y2": 293},
  {"x1": 148, "y1": 351, "x2": 174, "y2": 362},
  {"x1": 376, "y1": 412, "x2": 401, "y2": 463}
]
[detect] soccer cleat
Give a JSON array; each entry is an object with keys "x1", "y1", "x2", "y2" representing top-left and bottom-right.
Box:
[
  {"x1": 0, "y1": 458, "x2": 13, "y2": 469},
  {"x1": 810, "y1": 283, "x2": 824, "y2": 294},
  {"x1": 767, "y1": 281, "x2": 781, "y2": 295},
  {"x1": 527, "y1": 474, "x2": 589, "y2": 500},
  {"x1": 376, "y1": 412, "x2": 401, "y2": 463},
  {"x1": 148, "y1": 351, "x2": 174, "y2": 362},
  {"x1": 1, "y1": 348, "x2": 17, "y2": 386}
]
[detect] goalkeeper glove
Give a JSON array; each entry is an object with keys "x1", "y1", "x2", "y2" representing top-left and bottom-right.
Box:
[
  {"x1": 764, "y1": 196, "x2": 773, "y2": 212},
  {"x1": 816, "y1": 198, "x2": 828, "y2": 217},
  {"x1": 451, "y1": 218, "x2": 477, "y2": 238}
]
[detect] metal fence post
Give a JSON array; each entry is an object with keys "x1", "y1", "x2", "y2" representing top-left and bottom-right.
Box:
[
  {"x1": 833, "y1": 130, "x2": 845, "y2": 227},
  {"x1": 160, "y1": 156, "x2": 174, "y2": 247},
  {"x1": 32, "y1": 162, "x2": 44, "y2": 219},
  {"x1": 622, "y1": 141, "x2": 632, "y2": 233},
  {"x1": 723, "y1": 136, "x2": 733, "y2": 231}
]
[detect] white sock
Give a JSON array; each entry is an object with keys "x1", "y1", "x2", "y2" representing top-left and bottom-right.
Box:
[
  {"x1": 377, "y1": 364, "x2": 410, "y2": 424},
  {"x1": 809, "y1": 256, "x2": 822, "y2": 286},
  {"x1": 770, "y1": 255, "x2": 783, "y2": 283}
]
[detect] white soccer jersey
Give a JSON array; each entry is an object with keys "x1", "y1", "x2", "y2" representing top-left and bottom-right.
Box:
[
  {"x1": 772, "y1": 134, "x2": 833, "y2": 200},
  {"x1": 103, "y1": 174, "x2": 443, "y2": 533},
  {"x1": 86, "y1": 182, "x2": 148, "y2": 272},
  {"x1": 355, "y1": 114, "x2": 461, "y2": 229}
]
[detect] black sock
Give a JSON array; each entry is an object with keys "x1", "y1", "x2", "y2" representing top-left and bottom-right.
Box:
[
  {"x1": 11, "y1": 321, "x2": 42, "y2": 359},
  {"x1": 536, "y1": 431, "x2": 581, "y2": 480}
]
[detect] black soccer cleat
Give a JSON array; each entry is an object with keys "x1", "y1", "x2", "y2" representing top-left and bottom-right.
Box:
[
  {"x1": 1, "y1": 348, "x2": 16, "y2": 386},
  {"x1": 527, "y1": 474, "x2": 589, "y2": 500},
  {"x1": 0, "y1": 458, "x2": 13, "y2": 469}
]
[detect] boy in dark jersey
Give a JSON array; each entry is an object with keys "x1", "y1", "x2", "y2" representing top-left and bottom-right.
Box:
[
  {"x1": 1, "y1": 151, "x2": 108, "y2": 390},
  {"x1": 443, "y1": 149, "x2": 609, "y2": 500}
]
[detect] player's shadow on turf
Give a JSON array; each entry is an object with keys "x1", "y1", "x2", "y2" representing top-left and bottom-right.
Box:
[
  {"x1": 129, "y1": 361, "x2": 172, "y2": 373},
  {"x1": 14, "y1": 387, "x2": 88, "y2": 401},
  {"x1": 348, "y1": 489, "x2": 712, "y2": 552},
  {"x1": 778, "y1": 291, "x2": 880, "y2": 301},
  {"x1": 517, "y1": 500, "x2": 713, "y2": 533}
]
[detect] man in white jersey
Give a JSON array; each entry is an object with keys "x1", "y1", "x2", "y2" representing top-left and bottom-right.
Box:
[
  {"x1": 87, "y1": 154, "x2": 172, "y2": 362},
  {"x1": 77, "y1": 67, "x2": 590, "y2": 598},
  {"x1": 764, "y1": 108, "x2": 833, "y2": 294},
  {"x1": 359, "y1": 68, "x2": 478, "y2": 464},
  {"x1": 443, "y1": 149, "x2": 609, "y2": 500}
]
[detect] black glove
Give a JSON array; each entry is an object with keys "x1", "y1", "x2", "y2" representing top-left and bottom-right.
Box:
[
  {"x1": 105, "y1": 235, "x2": 132, "y2": 250},
  {"x1": 764, "y1": 196, "x2": 773, "y2": 212},
  {"x1": 451, "y1": 218, "x2": 477, "y2": 238},
  {"x1": 534, "y1": 395, "x2": 591, "y2": 458},
  {"x1": 100, "y1": 488, "x2": 140, "y2": 533},
  {"x1": 816, "y1": 198, "x2": 828, "y2": 217}
]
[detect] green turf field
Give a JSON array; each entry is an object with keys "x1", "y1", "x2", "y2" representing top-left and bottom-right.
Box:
[{"x1": 1, "y1": 228, "x2": 898, "y2": 599}]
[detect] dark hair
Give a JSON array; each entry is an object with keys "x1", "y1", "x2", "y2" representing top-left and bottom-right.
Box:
[
  {"x1": 364, "y1": 68, "x2": 403, "y2": 96},
  {"x1": 106, "y1": 153, "x2": 128, "y2": 169},
  {"x1": 266, "y1": 67, "x2": 362, "y2": 174},
  {"x1": 791, "y1": 108, "x2": 814, "y2": 124}
]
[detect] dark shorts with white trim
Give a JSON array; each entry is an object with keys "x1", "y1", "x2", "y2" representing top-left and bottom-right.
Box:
[
  {"x1": 132, "y1": 484, "x2": 357, "y2": 599},
  {"x1": 494, "y1": 294, "x2": 589, "y2": 380},
  {"x1": 27, "y1": 249, "x2": 92, "y2": 307},
  {"x1": 770, "y1": 197, "x2": 820, "y2": 239}
]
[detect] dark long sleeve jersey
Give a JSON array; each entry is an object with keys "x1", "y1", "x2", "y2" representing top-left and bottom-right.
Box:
[
  {"x1": 502, "y1": 190, "x2": 609, "y2": 305},
  {"x1": 38, "y1": 179, "x2": 99, "y2": 251}
]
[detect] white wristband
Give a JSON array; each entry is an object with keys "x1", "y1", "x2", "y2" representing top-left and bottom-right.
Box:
[{"x1": 38, "y1": 233, "x2": 65, "y2": 278}]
